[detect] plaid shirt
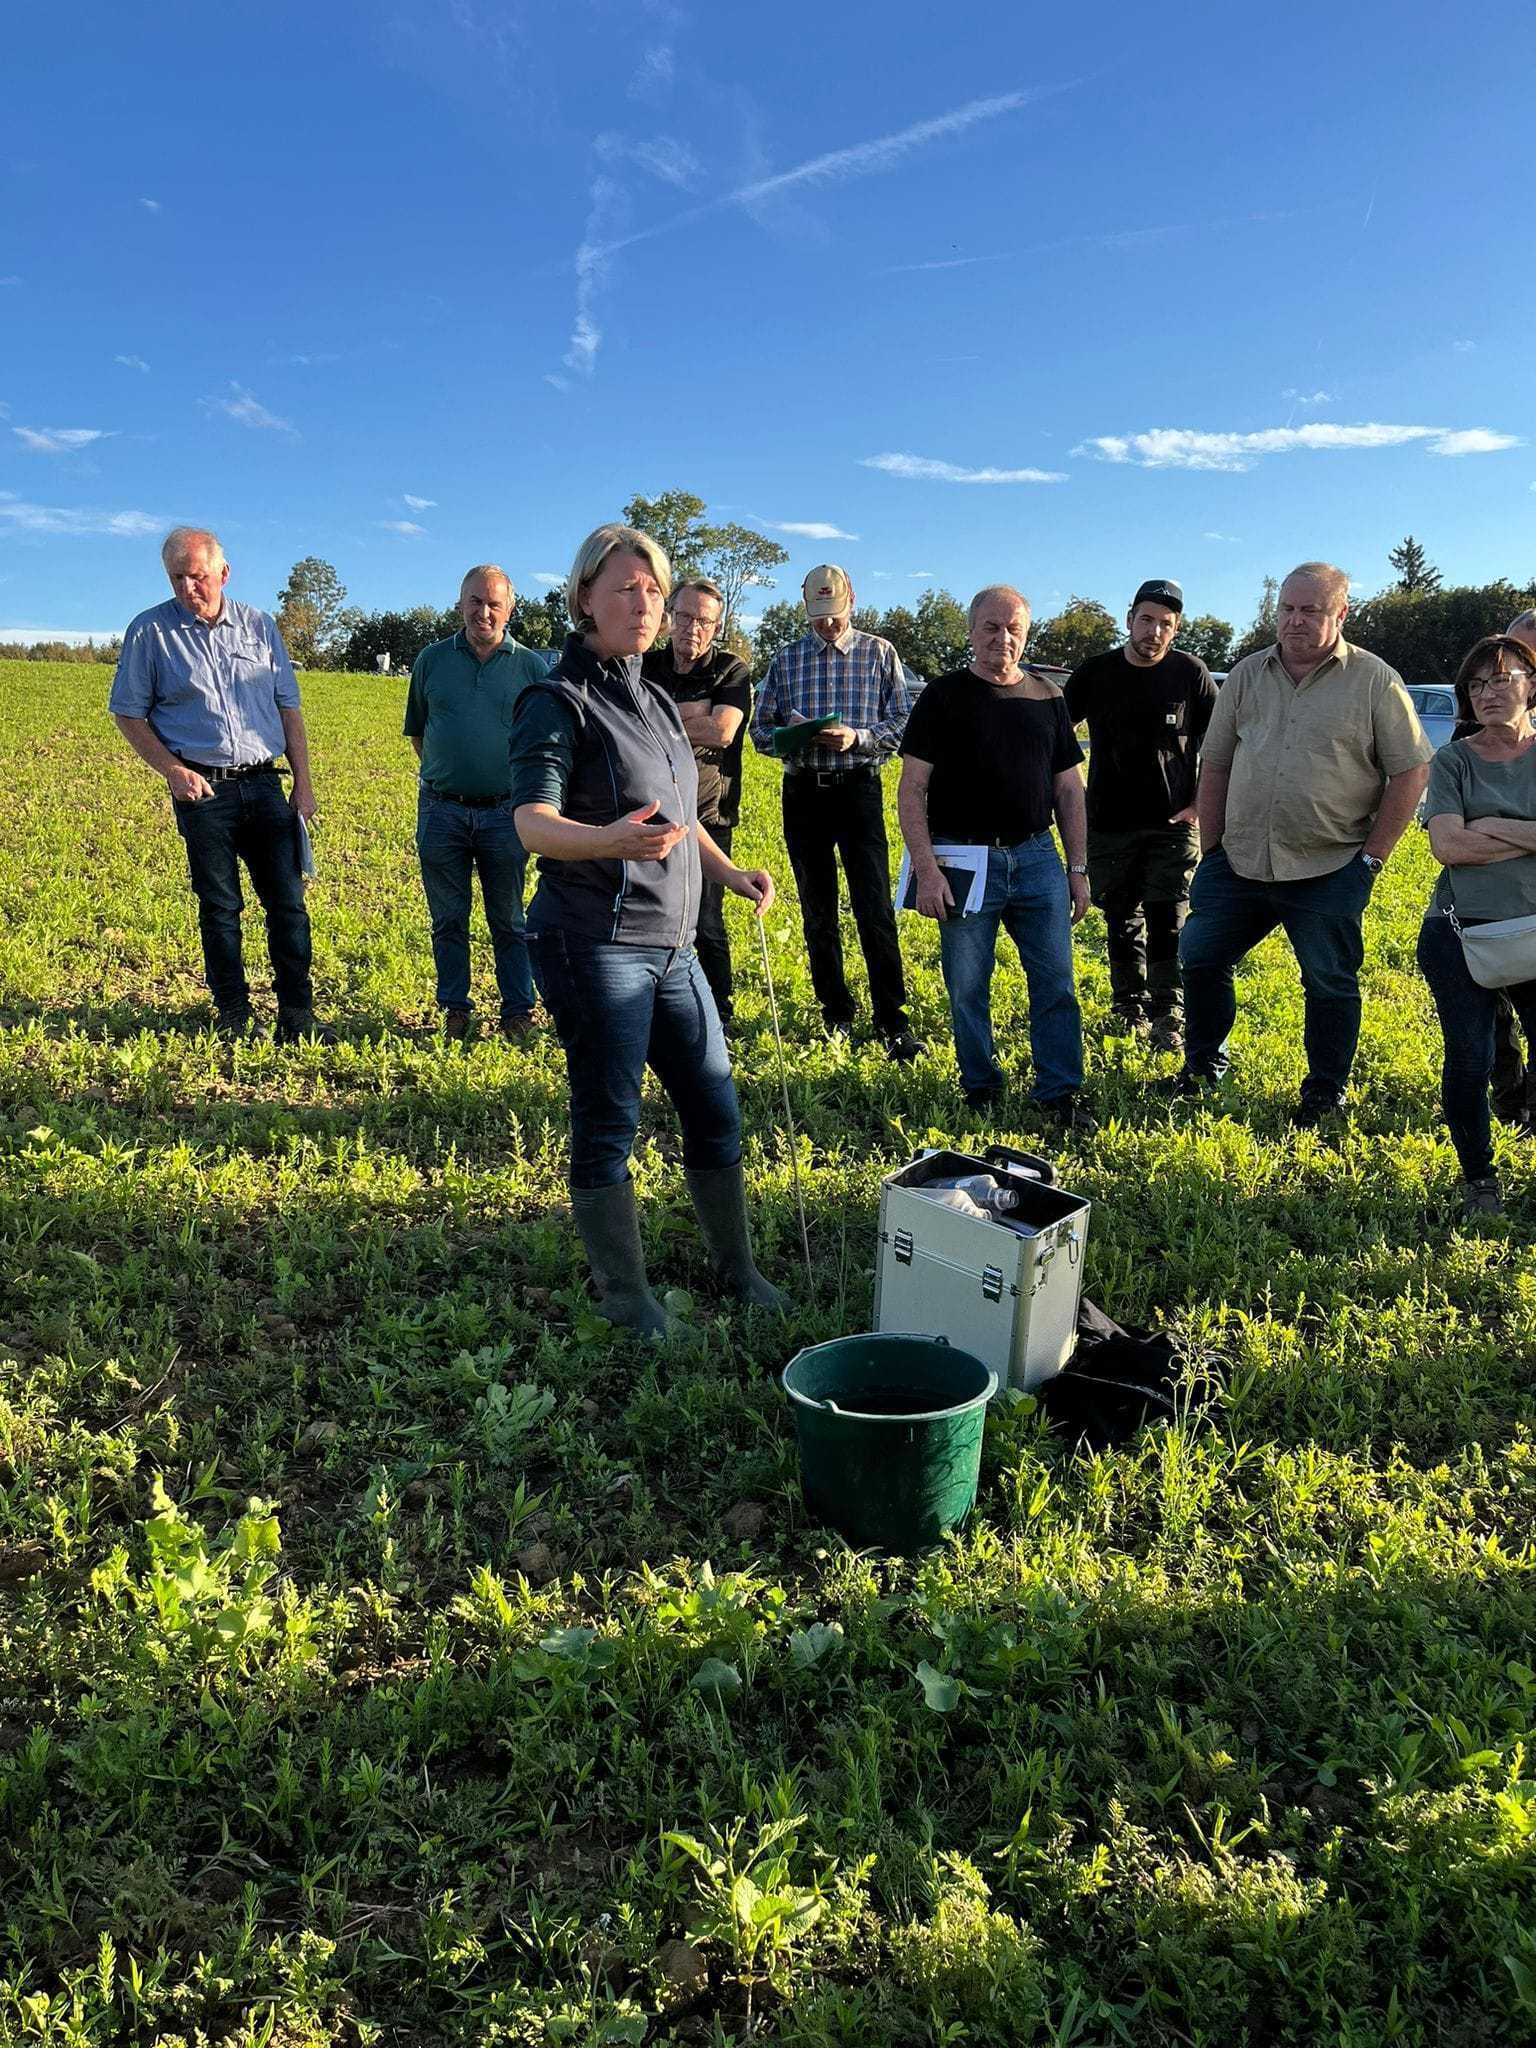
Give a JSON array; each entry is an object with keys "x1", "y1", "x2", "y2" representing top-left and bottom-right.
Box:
[{"x1": 750, "y1": 626, "x2": 912, "y2": 773}]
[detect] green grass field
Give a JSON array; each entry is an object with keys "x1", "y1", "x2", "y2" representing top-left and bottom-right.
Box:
[{"x1": 1, "y1": 660, "x2": 1533, "y2": 2048}]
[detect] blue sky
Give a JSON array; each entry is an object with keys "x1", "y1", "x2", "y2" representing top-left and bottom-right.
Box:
[{"x1": 3, "y1": 0, "x2": 1533, "y2": 643}]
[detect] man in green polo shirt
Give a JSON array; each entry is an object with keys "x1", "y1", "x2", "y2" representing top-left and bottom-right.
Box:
[{"x1": 404, "y1": 565, "x2": 552, "y2": 1040}]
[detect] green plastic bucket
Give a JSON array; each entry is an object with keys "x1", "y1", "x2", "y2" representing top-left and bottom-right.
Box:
[{"x1": 782, "y1": 1333, "x2": 997, "y2": 1552}]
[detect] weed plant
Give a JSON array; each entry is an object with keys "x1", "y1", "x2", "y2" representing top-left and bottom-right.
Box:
[{"x1": 0, "y1": 663, "x2": 1532, "y2": 2045}]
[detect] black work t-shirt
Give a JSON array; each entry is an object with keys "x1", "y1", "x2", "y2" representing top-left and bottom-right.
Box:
[
  {"x1": 900, "y1": 668, "x2": 1083, "y2": 843},
  {"x1": 1063, "y1": 647, "x2": 1216, "y2": 828},
  {"x1": 641, "y1": 645, "x2": 753, "y2": 826}
]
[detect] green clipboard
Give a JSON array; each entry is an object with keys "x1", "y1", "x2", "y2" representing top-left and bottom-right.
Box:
[{"x1": 770, "y1": 714, "x2": 838, "y2": 759}]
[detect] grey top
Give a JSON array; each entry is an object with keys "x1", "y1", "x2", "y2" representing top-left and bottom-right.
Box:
[{"x1": 1426, "y1": 738, "x2": 1536, "y2": 920}]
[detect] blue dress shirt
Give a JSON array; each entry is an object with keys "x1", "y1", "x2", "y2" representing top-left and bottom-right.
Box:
[{"x1": 109, "y1": 597, "x2": 301, "y2": 766}]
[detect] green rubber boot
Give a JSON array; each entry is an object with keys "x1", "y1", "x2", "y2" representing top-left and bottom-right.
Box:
[
  {"x1": 570, "y1": 1181, "x2": 673, "y2": 1339},
  {"x1": 685, "y1": 1164, "x2": 790, "y2": 1312}
]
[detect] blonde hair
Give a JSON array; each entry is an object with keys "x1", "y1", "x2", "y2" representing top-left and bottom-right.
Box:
[
  {"x1": 1283, "y1": 561, "x2": 1349, "y2": 609},
  {"x1": 566, "y1": 524, "x2": 672, "y2": 632}
]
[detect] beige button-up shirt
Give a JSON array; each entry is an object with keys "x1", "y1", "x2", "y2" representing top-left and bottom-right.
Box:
[{"x1": 1202, "y1": 639, "x2": 1431, "y2": 882}]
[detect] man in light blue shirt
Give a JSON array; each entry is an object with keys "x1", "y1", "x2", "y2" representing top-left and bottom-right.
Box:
[{"x1": 110, "y1": 526, "x2": 329, "y2": 1041}]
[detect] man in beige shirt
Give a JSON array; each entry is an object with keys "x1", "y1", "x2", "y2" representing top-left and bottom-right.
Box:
[{"x1": 1171, "y1": 561, "x2": 1431, "y2": 1123}]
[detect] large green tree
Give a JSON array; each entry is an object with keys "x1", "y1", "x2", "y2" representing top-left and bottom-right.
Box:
[
  {"x1": 275, "y1": 557, "x2": 349, "y2": 666},
  {"x1": 1344, "y1": 580, "x2": 1536, "y2": 681},
  {"x1": 753, "y1": 600, "x2": 806, "y2": 673},
  {"x1": 1231, "y1": 576, "x2": 1280, "y2": 663},
  {"x1": 341, "y1": 605, "x2": 460, "y2": 673},
  {"x1": 1029, "y1": 596, "x2": 1118, "y2": 669},
  {"x1": 622, "y1": 491, "x2": 711, "y2": 582},
  {"x1": 622, "y1": 491, "x2": 788, "y2": 635},
  {"x1": 1388, "y1": 534, "x2": 1442, "y2": 595},
  {"x1": 1174, "y1": 613, "x2": 1235, "y2": 672}
]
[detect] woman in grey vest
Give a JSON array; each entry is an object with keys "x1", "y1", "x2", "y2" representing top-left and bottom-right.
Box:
[
  {"x1": 512, "y1": 524, "x2": 786, "y2": 1336},
  {"x1": 1417, "y1": 634, "x2": 1536, "y2": 1217}
]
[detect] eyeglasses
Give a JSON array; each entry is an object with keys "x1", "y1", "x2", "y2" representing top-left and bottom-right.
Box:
[{"x1": 1468, "y1": 672, "x2": 1525, "y2": 695}]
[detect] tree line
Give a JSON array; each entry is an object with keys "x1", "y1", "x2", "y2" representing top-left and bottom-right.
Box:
[{"x1": 6, "y1": 510, "x2": 1530, "y2": 684}]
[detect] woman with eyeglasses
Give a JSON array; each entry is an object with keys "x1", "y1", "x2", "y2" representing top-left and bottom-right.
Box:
[
  {"x1": 1417, "y1": 633, "x2": 1536, "y2": 1217},
  {"x1": 510, "y1": 523, "x2": 786, "y2": 1336}
]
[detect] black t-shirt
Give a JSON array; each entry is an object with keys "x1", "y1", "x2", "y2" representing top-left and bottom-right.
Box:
[
  {"x1": 900, "y1": 668, "x2": 1083, "y2": 843},
  {"x1": 1063, "y1": 647, "x2": 1216, "y2": 829},
  {"x1": 641, "y1": 644, "x2": 753, "y2": 827}
]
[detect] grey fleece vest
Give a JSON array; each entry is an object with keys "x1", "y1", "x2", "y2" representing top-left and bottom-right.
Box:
[{"x1": 524, "y1": 637, "x2": 702, "y2": 947}]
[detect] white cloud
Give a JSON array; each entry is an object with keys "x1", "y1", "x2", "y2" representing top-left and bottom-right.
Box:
[
  {"x1": 201, "y1": 383, "x2": 297, "y2": 435},
  {"x1": 403, "y1": 493, "x2": 436, "y2": 510},
  {"x1": 762, "y1": 520, "x2": 860, "y2": 541},
  {"x1": 281, "y1": 351, "x2": 340, "y2": 368},
  {"x1": 544, "y1": 373, "x2": 571, "y2": 392},
  {"x1": 114, "y1": 354, "x2": 150, "y2": 373},
  {"x1": 0, "y1": 626, "x2": 122, "y2": 645},
  {"x1": 1203, "y1": 531, "x2": 1242, "y2": 542},
  {"x1": 1074, "y1": 421, "x2": 1520, "y2": 471},
  {"x1": 532, "y1": 571, "x2": 564, "y2": 586},
  {"x1": 379, "y1": 520, "x2": 425, "y2": 536},
  {"x1": 0, "y1": 275, "x2": 23, "y2": 288},
  {"x1": 734, "y1": 89, "x2": 1043, "y2": 210},
  {"x1": 14, "y1": 426, "x2": 114, "y2": 453},
  {"x1": 861, "y1": 451, "x2": 1067, "y2": 485},
  {"x1": 1427, "y1": 429, "x2": 1521, "y2": 457},
  {"x1": 871, "y1": 569, "x2": 894, "y2": 580},
  {"x1": 0, "y1": 491, "x2": 161, "y2": 538},
  {"x1": 1282, "y1": 388, "x2": 1332, "y2": 405},
  {"x1": 628, "y1": 43, "x2": 674, "y2": 101},
  {"x1": 629, "y1": 137, "x2": 699, "y2": 187},
  {"x1": 1453, "y1": 339, "x2": 1476, "y2": 353},
  {"x1": 139, "y1": 197, "x2": 161, "y2": 213},
  {"x1": 910, "y1": 570, "x2": 935, "y2": 579}
]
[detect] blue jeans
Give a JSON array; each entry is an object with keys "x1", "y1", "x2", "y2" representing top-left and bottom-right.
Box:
[
  {"x1": 936, "y1": 837, "x2": 1084, "y2": 1100},
  {"x1": 172, "y1": 771, "x2": 312, "y2": 1011},
  {"x1": 529, "y1": 930, "x2": 742, "y2": 1189},
  {"x1": 1180, "y1": 845, "x2": 1373, "y2": 1093},
  {"x1": 416, "y1": 793, "x2": 533, "y2": 1018},
  {"x1": 1416, "y1": 910, "x2": 1536, "y2": 1179}
]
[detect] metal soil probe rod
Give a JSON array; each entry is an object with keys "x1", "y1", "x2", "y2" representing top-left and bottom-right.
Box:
[{"x1": 755, "y1": 912, "x2": 813, "y2": 1286}]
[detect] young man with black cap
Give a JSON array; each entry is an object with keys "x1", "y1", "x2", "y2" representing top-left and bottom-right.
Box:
[
  {"x1": 751, "y1": 565, "x2": 923, "y2": 1061},
  {"x1": 1065, "y1": 578, "x2": 1217, "y2": 1053}
]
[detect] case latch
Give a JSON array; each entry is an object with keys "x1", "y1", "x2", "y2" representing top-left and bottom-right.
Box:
[
  {"x1": 893, "y1": 1228, "x2": 914, "y2": 1265},
  {"x1": 982, "y1": 1264, "x2": 1004, "y2": 1302}
]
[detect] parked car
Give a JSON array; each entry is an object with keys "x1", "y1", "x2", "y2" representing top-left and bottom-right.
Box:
[{"x1": 1406, "y1": 683, "x2": 1459, "y2": 756}]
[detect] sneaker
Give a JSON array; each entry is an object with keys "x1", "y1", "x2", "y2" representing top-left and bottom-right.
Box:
[
  {"x1": 1034, "y1": 1093, "x2": 1098, "y2": 1135},
  {"x1": 499, "y1": 1010, "x2": 538, "y2": 1039},
  {"x1": 275, "y1": 1008, "x2": 337, "y2": 1046},
  {"x1": 1148, "y1": 1015, "x2": 1184, "y2": 1055},
  {"x1": 442, "y1": 1007, "x2": 475, "y2": 1043},
  {"x1": 884, "y1": 1029, "x2": 927, "y2": 1064},
  {"x1": 1291, "y1": 1088, "x2": 1346, "y2": 1129},
  {"x1": 1461, "y1": 1175, "x2": 1503, "y2": 1218},
  {"x1": 822, "y1": 1012, "x2": 856, "y2": 1041},
  {"x1": 962, "y1": 1084, "x2": 1005, "y2": 1114},
  {"x1": 215, "y1": 1006, "x2": 253, "y2": 1041}
]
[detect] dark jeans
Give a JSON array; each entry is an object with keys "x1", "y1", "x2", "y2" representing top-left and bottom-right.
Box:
[
  {"x1": 1180, "y1": 845, "x2": 1373, "y2": 1094},
  {"x1": 172, "y1": 771, "x2": 312, "y2": 1011},
  {"x1": 696, "y1": 820, "x2": 734, "y2": 1021},
  {"x1": 529, "y1": 930, "x2": 741, "y2": 1190},
  {"x1": 781, "y1": 769, "x2": 909, "y2": 1036},
  {"x1": 1087, "y1": 823, "x2": 1200, "y2": 1018},
  {"x1": 936, "y1": 837, "x2": 1084, "y2": 1100},
  {"x1": 416, "y1": 793, "x2": 532, "y2": 1017},
  {"x1": 1416, "y1": 911, "x2": 1536, "y2": 1179}
]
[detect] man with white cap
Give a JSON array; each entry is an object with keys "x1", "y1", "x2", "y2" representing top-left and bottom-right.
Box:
[{"x1": 751, "y1": 565, "x2": 923, "y2": 1059}]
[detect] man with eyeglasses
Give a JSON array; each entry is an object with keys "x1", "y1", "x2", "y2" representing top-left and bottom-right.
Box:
[
  {"x1": 642, "y1": 577, "x2": 753, "y2": 1027},
  {"x1": 1065, "y1": 577, "x2": 1217, "y2": 1053},
  {"x1": 1169, "y1": 561, "x2": 1431, "y2": 1124}
]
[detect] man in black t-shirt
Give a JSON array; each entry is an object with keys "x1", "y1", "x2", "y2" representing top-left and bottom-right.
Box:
[
  {"x1": 898, "y1": 584, "x2": 1093, "y2": 1130},
  {"x1": 1064, "y1": 578, "x2": 1217, "y2": 1054},
  {"x1": 643, "y1": 577, "x2": 753, "y2": 1026}
]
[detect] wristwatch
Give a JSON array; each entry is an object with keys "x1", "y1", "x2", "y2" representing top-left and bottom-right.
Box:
[
  {"x1": 1068, "y1": 862, "x2": 1088, "y2": 876},
  {"x1": 1360, "y1": 853, "x2": 1385, "y2": 876}
]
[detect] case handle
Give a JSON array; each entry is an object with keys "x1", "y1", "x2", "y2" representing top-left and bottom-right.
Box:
[{"x1": 983, "y1": 1143, "x2": 1056, "y2": 1187}]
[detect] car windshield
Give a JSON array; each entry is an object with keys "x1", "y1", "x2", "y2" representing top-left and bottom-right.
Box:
[{"x1": 1412, "y1": 689, "x2": 1455, "y2": 717}]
